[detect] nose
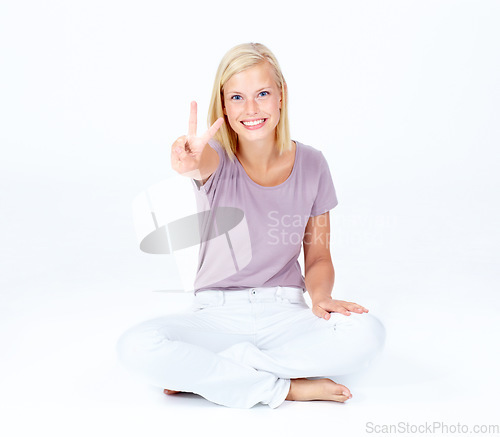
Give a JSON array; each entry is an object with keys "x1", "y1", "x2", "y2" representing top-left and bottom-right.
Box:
[{"x1": 245, "y1": 98, "x2": 259, "y2": 115}]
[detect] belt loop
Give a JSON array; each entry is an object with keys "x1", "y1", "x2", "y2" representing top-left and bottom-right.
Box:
[
  {"x1": 219, "y1": 290, "x2": 225, "y2": 306},
  {"x1": 276, "y1": 286, "x2": 283, "y2": 299}
]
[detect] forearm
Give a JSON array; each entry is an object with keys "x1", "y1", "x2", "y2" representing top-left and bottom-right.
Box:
[{"x1": 304, "y1": 258, "x2": 335, "y2": 302}]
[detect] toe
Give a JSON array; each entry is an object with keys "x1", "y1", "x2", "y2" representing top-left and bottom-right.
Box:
[
  {"x1": 331, "y1": 394, "x2": 350, "y2": 403},
  {"x1": 337, "y1": 384, "x2": 351, "y2": 397},
  {"x1": 164, "y1": 389, "x2": 179, "y2": 395},
  {"x1": 330, "y1": 383, "x2": 352, "y2": 399}
]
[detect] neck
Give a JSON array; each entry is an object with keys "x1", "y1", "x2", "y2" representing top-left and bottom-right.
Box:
[{"x1": 236, "y1": 136, "x2": 280, "y2": 172}]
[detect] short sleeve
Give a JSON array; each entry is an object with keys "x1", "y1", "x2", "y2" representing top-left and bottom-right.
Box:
[
  {"x1": 310, "y1": 152, "x2": 339, "y2": 217},
  {"x1": 191, "y1": 139, "x2": 226, "y2": 197}
]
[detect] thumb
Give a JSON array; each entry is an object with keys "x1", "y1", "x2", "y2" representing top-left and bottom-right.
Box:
[{"x1": 314, "y1": 306, "x2": 331, "y2": 320}]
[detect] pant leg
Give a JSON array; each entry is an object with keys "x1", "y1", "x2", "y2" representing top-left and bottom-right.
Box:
[
  {"x1": 219, "y1": 307, "x2": 386, "y2": 379},
  {"x1": 115, "y1": 310, "x2": 291, "y2": 409}
]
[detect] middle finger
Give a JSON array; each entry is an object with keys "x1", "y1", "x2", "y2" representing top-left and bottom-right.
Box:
[{"x1": 348, "y1": 302, "x2": 368, "y2": 312}]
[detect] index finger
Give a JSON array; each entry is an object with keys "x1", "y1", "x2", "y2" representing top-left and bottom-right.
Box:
[
  {"x1": 188, "y1": 101, "x2": 197, "y2": 136},
  {"x1": 200, "y1": 117, "x2": 224, "y2": 144}
]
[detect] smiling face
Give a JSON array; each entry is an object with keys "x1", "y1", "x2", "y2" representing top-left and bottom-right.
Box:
[{"x1": 222, "y1": 61, "x2": 282, "y2": 147}]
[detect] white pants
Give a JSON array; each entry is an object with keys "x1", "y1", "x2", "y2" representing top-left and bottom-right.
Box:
[{"x1": 115, "y1": 286, "x2": 386, "y2": 409}]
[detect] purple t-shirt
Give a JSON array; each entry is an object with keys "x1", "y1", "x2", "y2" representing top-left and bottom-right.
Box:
[{"x1": 190, "y1": 139, "x2": 338, "y2": 294}]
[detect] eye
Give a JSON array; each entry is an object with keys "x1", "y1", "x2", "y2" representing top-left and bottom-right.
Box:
[
  {"x1": 231, "y1": 95, "x2": 242, "y2": 101},
  {"x1": 258, "y1": 91, "x2": 269, "y2": 97}
]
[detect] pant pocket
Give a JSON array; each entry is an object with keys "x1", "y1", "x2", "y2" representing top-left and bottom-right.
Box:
[
  {"x1": 191, "y1": 291, "x2": 224, "y2": 312},
  {"x1": 281, "y1": 300, "x2": 310, "y2": 309},
  {"x1": 278, "y1": 293, "x2": 309, "y2": 308}
]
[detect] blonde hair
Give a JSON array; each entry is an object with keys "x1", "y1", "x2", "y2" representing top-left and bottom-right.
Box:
[{"x1": 207, "y1": 42, "x2": 292, "y2": 163}]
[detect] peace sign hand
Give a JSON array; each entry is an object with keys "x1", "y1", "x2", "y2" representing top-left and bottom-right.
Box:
[{"x1": 171, "y1": 101, "x2": 224, "y2": 177}]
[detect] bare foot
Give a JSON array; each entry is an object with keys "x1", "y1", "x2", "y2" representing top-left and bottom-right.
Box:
[
  {"x1": 285, "y1": 378, "x2": 352, "y2": 402},
  {"x1": 163, "y1": 389, "x2": 181, "y2": 395}
]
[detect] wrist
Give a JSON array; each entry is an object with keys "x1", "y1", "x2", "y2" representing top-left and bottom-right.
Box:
[{"x1": 308, "y1": 290, "x2": 332, "y2": 303}]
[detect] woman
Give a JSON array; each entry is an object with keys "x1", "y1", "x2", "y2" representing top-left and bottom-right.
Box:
[{"x1": 116, "y1": 42, "x2": 385, "y2": 409}]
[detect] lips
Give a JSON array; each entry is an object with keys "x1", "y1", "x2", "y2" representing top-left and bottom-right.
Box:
[{"x1": 240, "y1": 118, "x2": 268, "y2": 129}]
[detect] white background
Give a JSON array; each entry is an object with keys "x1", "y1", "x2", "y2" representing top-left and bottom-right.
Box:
[{"x1": 1, "y1": 0, "x2": 499, "y2": 435}]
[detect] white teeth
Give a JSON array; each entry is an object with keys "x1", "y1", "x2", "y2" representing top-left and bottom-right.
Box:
[{"x1": 242, "y1": 119, "x2": 265, "y2": 126}]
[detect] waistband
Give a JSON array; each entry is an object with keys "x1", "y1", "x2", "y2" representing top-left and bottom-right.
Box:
[{"x1": 192, "y1": 286, "x2": 306, "y2": 308}]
